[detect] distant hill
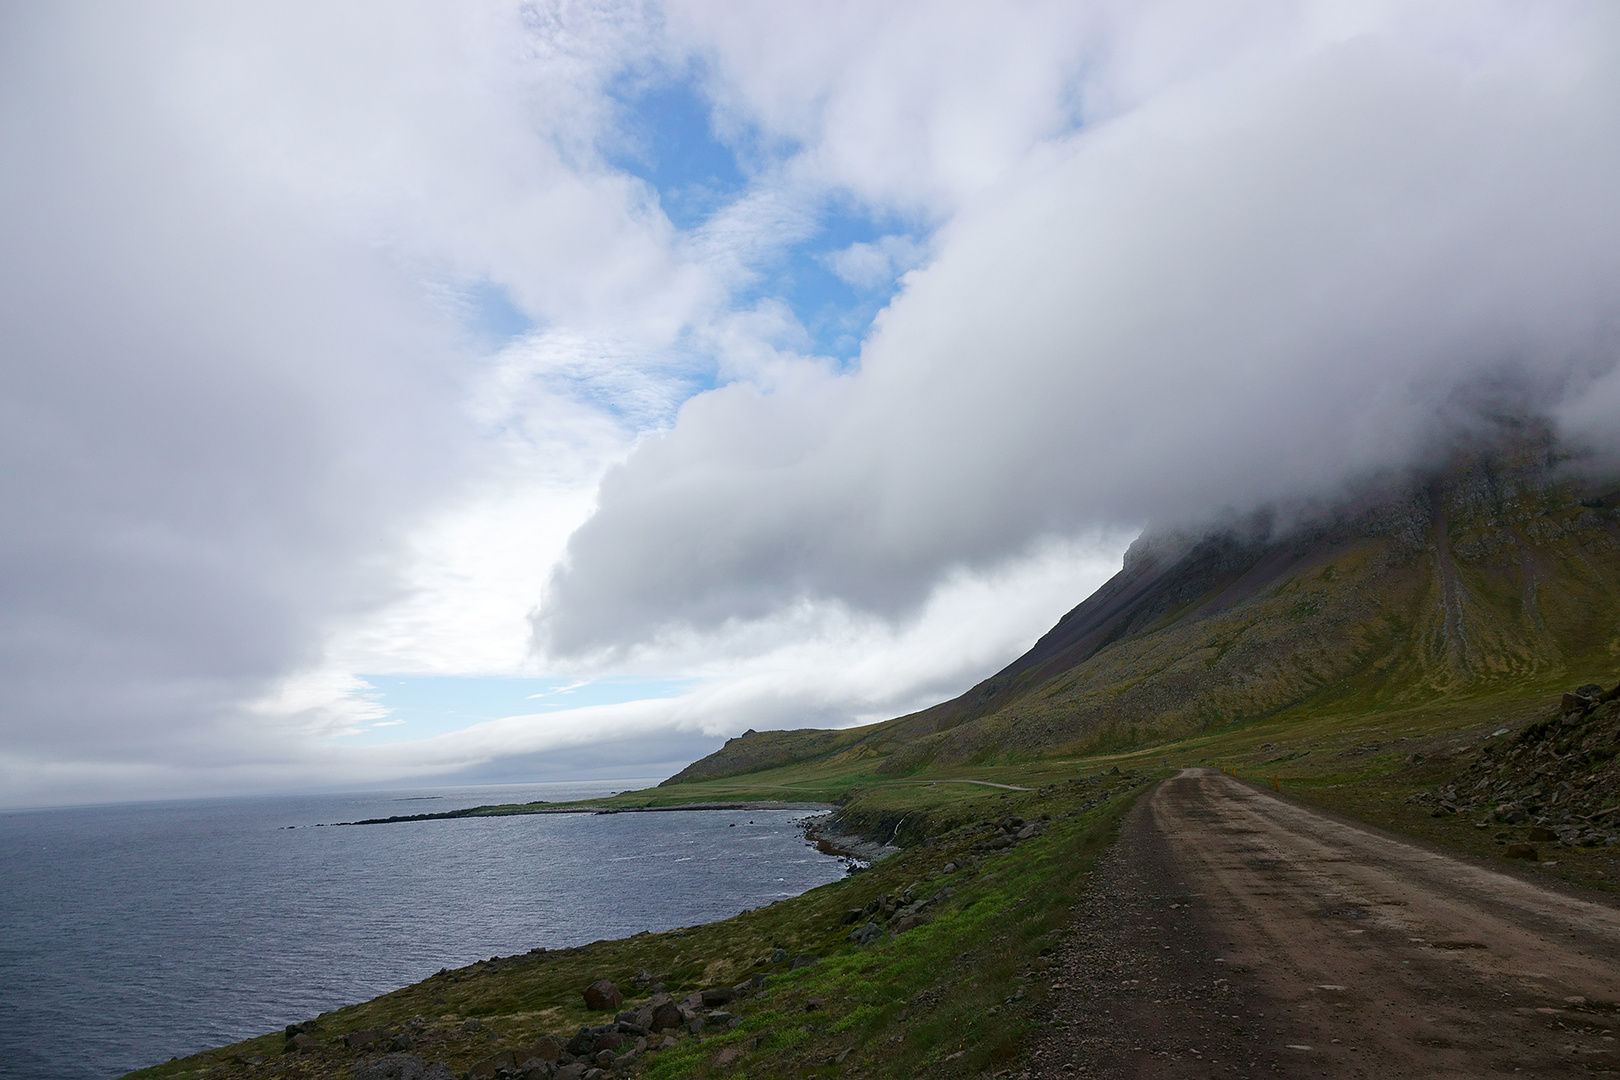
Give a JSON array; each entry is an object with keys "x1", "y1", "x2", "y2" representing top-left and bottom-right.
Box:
[{"x1": 662, "y1": 428, "x2": 1620, "y2": 785}]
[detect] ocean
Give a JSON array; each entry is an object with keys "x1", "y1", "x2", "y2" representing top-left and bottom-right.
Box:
[{"x1": 0, "y1": 782, "x2": 847, "y2": 1080}]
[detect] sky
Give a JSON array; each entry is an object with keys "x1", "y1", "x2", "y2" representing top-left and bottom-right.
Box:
[{"x1": 2, "y1": 1, "x2": 1619, "y2": 808}]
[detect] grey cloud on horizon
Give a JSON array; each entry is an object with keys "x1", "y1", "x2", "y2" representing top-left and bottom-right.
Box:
[{"x1": 537, "y1": 8, "x2": 1620, "y2": 656}]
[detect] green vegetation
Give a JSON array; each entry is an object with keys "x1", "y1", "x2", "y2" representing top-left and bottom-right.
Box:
[{"x1": 124, "y1": 769, "x2": 1150, "y2": 1080}]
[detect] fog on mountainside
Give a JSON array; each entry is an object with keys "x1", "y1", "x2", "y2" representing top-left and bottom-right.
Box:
[{"x1": 668, "y1": 424, "x2": 1620, "y2": 782}]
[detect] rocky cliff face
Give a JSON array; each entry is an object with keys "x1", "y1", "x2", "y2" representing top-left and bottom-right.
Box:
[{"x1": 670, "y1": 431, "x2": 1620, "y2": 782}]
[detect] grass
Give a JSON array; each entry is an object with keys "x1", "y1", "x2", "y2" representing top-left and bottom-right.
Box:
[{"x1": 122, "y1": 768, "x2": 1150, "y2": 1080}]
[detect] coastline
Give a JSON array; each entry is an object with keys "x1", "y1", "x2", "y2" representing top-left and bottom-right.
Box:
[{"x1": 316, "y1": 800, "x2": 836, "y2": 828}]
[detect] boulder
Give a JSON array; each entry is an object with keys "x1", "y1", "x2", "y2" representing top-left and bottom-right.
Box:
[
  {"x1": 700, "y1": 987, "x2": 737, "y2": 1007},
  {"x1": 713, "y1": 1046, "x2": 744, "y2": 1068},
  {"x1": 583, "y1": 979, "x2": 623, "y2": 1011},
  {"x1": 590, "y1": 1032, "x2": 627, "y2": 1055},
  {"x1": 518, "y1": 1037, "x2": 565, "y2": 1064},
  {"x1": 553, "y1": 1065, "x2": 587, "y2": 1080},
  {"x1": 771, "y1": 948, "x2": 788, "y2": 963},
  {"x1": 649, "y1": 1002, "x2": 682, "y2": 1032},
  {"x1": 790, "y1": 953, "x2": 818, "y2": 969},
  {"x1": 285, "y1": 1034, "x2": 319, "y2": 1054},
  {"x1": 594, "y1": 1050, "x2": 617, "y2": 1067},
  {"x1": 424, "y1": 1066, "x2": 456, "y2": 1080},
  {"x1": 848, "y1": 922, "x2": 882, "y2": 946},
  {"x1": 352, "y1": 1054, "x2": 428, "y2": 1080},
  {"x1": 1504, "y1": 842, "x2": 1539, "y2": 860},
  {"x1": 895, "y1": 912, "x2": 929, "y2": 933},
  {"x1": 1016, "y1": 823, "x2": 1044, "y2": 840},
  {"x1": 942, "y1": 862, "x2": 957, "y2": 874},
  {"x1": 566, "y1": 1028, "x2": 598, "y2": 1057},
  {"x1": 840, "y1": 908, "x2": 864, "y2": 925},
  {"x1": 1528, "y1": 826, "x2": 1559, "y2": 842},
  {"x1": 345, "y1": 1028, "x2": 386, "y2": 1049}
]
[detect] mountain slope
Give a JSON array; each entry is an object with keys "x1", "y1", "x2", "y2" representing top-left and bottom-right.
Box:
[{"x1": 664, "y1": 433, "x2": 1620, "y2": 785}]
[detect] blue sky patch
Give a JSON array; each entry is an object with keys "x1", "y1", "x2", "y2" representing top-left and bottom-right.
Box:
[
  {"x1": 336, "y1": 674, "x2": 697, "y2": 745},
  {"x1": 607, "y1": 71, "x2": 748, "y2": 231}
]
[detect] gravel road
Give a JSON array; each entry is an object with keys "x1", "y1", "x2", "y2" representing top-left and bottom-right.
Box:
[{"x1": 1026, "y1": 768, "x2": 1620, "y2": 1078}]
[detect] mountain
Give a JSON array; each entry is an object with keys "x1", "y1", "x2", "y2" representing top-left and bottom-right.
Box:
[{"x1": 663, "y1": 429, "x2": 1620, "y2": 785}]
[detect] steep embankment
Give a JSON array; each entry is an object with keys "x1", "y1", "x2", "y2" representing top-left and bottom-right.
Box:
[{"x1": 668, "y1": 434, "x2": 1620, "y2": 785}]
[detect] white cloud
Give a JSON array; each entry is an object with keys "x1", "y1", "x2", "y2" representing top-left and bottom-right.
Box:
[
  {"x1": 824, "y1": 235, "x2": 928, "y2": 291},
  {"x1": 541, "y1": 1, "x2": 1620, "y2": 654}
]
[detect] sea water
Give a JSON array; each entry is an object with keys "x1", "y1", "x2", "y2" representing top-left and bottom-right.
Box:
[{"x1": 0, "y1": 782, "x2": 846, "y2": 1080}]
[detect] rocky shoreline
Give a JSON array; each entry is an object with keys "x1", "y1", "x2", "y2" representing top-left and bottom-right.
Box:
[{"x1": 798, "y1": 811, "x2": 901, "y2": 866}]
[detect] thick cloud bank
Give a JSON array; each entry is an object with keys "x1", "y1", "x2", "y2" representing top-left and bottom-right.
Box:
[{"x1": 540, "y1": 6, "x2": 1620, "y2": 654}]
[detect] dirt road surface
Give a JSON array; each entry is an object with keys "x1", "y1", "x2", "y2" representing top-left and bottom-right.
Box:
[{"x1": 1027, "y1": 768, "x2": 1620, "y2": 1078}]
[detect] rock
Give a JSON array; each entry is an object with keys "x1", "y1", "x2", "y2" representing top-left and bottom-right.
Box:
[
  {"x1": 519, "y1": 1037, "x2": 565, "y2": 1064},
  {"x1": 700, "y1": 987, "x2": 737, "y2": 1007},
  {"x1": 771, "y1": 947, "x2": 788, "y2": 962},
  {"x1": 466, "y1": 1050, "x2": 517, "y2": 1079},
  {"x1": 346, "y1": 1028, "x2": 386, "y2": 1048},
  {"x1": 1016, "y1": 823, "x2": 1043, "y2": 839},
  {"x1": 790, "y1": 953, "x2": 818, "y2": 969},
  {"x1": 566, "y1": 1028, "x2": 598, "y2": 1057},
  {"x1": 583, "y1": 979, "x2": 623, "y2": 1011},
  {"x1": 1504, "y1": 842, "x2": 1539, "y2": 860},
  {"x1": 680, "y1": 992, "x2": 705, "y2": 1010},
  {"x1": 594, "y1": 1050, "x2": 617, "y2": 1066},
  {"x1": 805, "y1": 998, "x2": 824, "y2": 1011},
  {"x1": 590, "y1": 1032, "x2": 627, "y2": 1054},
  {"x1": 553, "y1": 1065, "x2": 587, "y2": 1080},
  {"x1": 659, "y1": 1037, "x2": 677, "y2": 1050},
  {"x1": 582, "y1": 1070, "x2": 607, "y2": 1080},
  {"x1": 848, "y1": 922, "x2": 882, "y2": 945},
  {"x1": 649, "y1": 1002, "x2": 682, "y2": 1031},
  {"x1": 1528, "y1": 825, "x2": 1559, "y2": 842},
  {"x1": 942, "y1": 862, "x2": 957, "y2": 874},
  {"x1": 612, "y1": 1049, "x2": 639, "y2": 1070},
  {"x1": 895, "y1": 912, "x2": 927, "y2": 933},
  {"x1": 713, "y1": 1046, "x2": 744, "y2": 1068},
  {"x1": 987, "y1": 836, "x2": 1015, "y2": 849},
  {"x1": 423, "y1": 1066, "x2": 456, "y2": 1080},
  {"x1": 840, "y1": 908, "x2": 864, "y2": 924},
  {"x1": 285, "y1": 1034, "x2": 319, "y2": 1053},
  {"x1": 352, "y1": 1053, "x2": 427, "y2": 1080},
  {"x1": 686, "y1": 1017, "x2": 706, "y2": 1035}
]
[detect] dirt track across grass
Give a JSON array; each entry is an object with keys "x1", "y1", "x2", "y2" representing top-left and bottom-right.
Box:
[{"x1": 1028, "y1": 768, "x2": 1620, "y2": 1078}]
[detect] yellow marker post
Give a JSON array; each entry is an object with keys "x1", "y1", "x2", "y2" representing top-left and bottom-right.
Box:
[{"x1": 1273, "y1": 775, "x2": 1280, "y2": 793}]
